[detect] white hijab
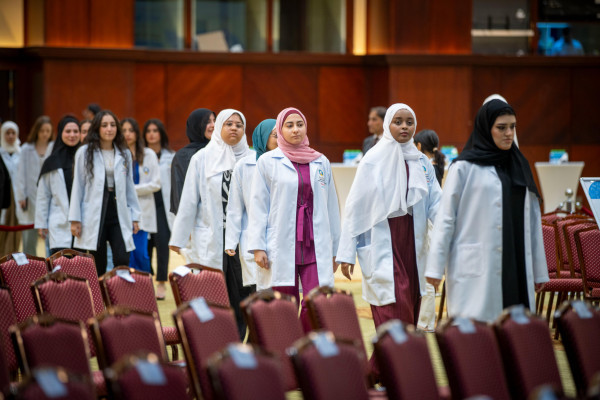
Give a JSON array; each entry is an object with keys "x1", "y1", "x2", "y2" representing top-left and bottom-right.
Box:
[
  {"x1": 204, "y1": 109, "x2": 251, "y2": 177},
  {"x1": 0, "y1": 121, "x2": 21, "y2": 155},
  {"x1": 343, "y1": 103, "x2": 428, "y2": 237}
]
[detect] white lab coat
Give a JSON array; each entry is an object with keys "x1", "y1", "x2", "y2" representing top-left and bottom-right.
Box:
[
  {"x1": 0, "y1": 148, "x2": 20, "y2": 224},
  {"x1": 225, "y1": 152, "x2": 258, "y2": 286},
  {"x1": 35, "y1": 168, "x2": 72, "y2": 249},
  {"x1": 336, "y1": 154, "x2": 442, "y2": 306},
  {"x1": 169, "y1": 148, "x2": 228, "y2": 269},
  {"x1": 247, "y1": 148, "x2": 341, "y2": 290},
  {"x1": 425, "y1": 161, "x2": 549, "y2": 322},
  {"x1": 15, "y1": 142, "x2": 54, "y2": 223},
  {"x1": 157, "y1": 148, "x2": 175, "y2": 230},
  {"x1": 134, "y1": 148, "x2": 161, "y2": 233},
  {"x1": 68, "y1": 145, "x2": 141, "y2": 251}
]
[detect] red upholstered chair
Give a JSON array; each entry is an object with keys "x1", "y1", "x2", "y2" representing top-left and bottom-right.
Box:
[
  {"x1": 493, "y1": 305, "x2": 564, "y2": 400},
  {"x1": 241, "y1": 289, "x2": 304, "y2": 391},
  {"x1": 31, "y1": 271, "x2": 97, "y2": 357},
  {"x1": 563, "y1": 221, "x2": 597, "y2": 278},
  {"x1": 541, "y1": 212, "x2": 566, "y2": 225},
  {"x1": 105, "y1": 352, "x2": 190, "y2": 400},
  {"x1": 0, "y1": 327, "x2": 10, "y2": 399},
  {"x1": 555, "y1": 300, "x2": 600, "y2": 398},
  {"x1": 0, "y1": 253, "x2": 49, "y2": 323},
  {"x1": 207, "y1": 343, "x2": 286, "y2": 400},
  {"x1": 542, "y1": 223, "x2": 568, "y2": 279},
  {"x1": 9, "y1": 314, "x2": 105, "y2": 397},
  {"x1": 0, "y1": 286, "x2": 18, "y2": 376},
  {"x1": 289, "y1": 331, "x2": 370, "y2": 400},
  {"x1": 174, "y1": 297, "x2": 240, "y2": 400},
  {"x1": 575, "y1": 227, "x2": 600, "y2": 302},
  {"x1": 48, "y1": 249, "x2": 105, "y2": 316},
  {"x1": 89, "y1": 306, "x2": 168, "y2": 371},
  {"x1": 373, "y1": 320, "x2": 444, "y2": 400},
  {"x1": 99, "y1": 267, "x2": 180, "y2": 360},
  {"x1": 13, "y1": 367, "x2": 95, "y2": 400},
  {"x1": 435, "y1": 317, "x2": 511, "y2": 400},
  {"x1": 305, "y1": 286, "x2": 370, "y2": 377},
  {"x1": 169, "y1": 264, "x2": 230, "y2": 307}
]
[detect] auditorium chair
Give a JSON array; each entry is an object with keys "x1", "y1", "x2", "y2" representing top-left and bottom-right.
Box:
[
  {"x1": 575, "y1": 227, "x2": 600, "y2": 303},
  {"x1": 207, "y1": 343, "x2": 286, "y2": 400},
  {"x1": 0, "y1": 253, "x2": 49, "y2": 323},
  {"x1": 0, "y1": 328, "x2": 11, "y2": 399},
  {"x1": 12, "y1": 366, "x2": 95, "y2": 400},
  {"x1": 169, "y1": 263, "x2": 230, "y2": 307},
  {"x1": 173, "y1": 297, "x2": 239, "y2": 400},
  {"x1": 0, "y1": 286, "x2": 18, "y2": 377}
]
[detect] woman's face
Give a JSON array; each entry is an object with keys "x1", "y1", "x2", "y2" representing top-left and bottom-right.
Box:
[
  {"x1": 221, "y1": 113, "x2": 244, "y2": 146},
  {"x1": 491, "y1": 114, "x2": 516, "y2": 151},
  {"x1": 99, "y1": 115, "x2": 117, "y2": 144},
  {"x1": 204, "y1": 114, "x2": 216, "y2": 140},
  {"x1": 145, "y1": 123, "x2": 161, "y2": 146},
  {"x1": 266, "y1": 127, "x2": 278, "y2": 151},
  {"x1": 62, "y1": 122, "x2": 81, "y2": 147},
  {"x1": 80, "y1": 121, "x2": 91, "y2": 141},
  {"x1": 38, "y1": 123, "x2": 53, "y2": 143},
  {"x1": 281, "y1": 114, "x2": 306, "y2": 145},
  {"x1": 367, "y1": 110, "x2": 384, "y2": 135},
  {"x1": 389, "y1": 109, "x2": 415, "y2": 144},
  {"x1": 4, "y1": 128, "x2": 17, "y2": 146},
  {"x1": 122, "y1": 122, "x2": 136, "y2": 146}
]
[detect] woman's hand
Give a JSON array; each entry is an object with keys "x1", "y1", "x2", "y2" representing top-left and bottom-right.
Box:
[
  {"x1": 254, "y1": 250, "x2": 269, "y2": 269},
  {"x1": 71, "y1": 222, "x2": 81, "y2": 238},
  {"x1": 18, "y1": 200, "x2": 27, "y2": 210},
  {"x1": 38, "y1": 229, "x2": 48, "y2": 239},
  {"x1": 225, "y1": 249, "x2": 236, "y2": 256},
  {"x1": 169, "y1": 245, "x2": 181, "y2": 254},
  {"x1": 426, "y1": 277, "x2": 442, "y2": 291},
  {"x1": 132, "y1": 222, "x2": 139, "y2": 235},
  {"x1": 340, "y1": 263, "x2": 354, "y2": 280}
]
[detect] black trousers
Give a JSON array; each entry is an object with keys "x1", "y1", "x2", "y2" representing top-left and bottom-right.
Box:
[
  {"x1": 223, "y1": 249, "x2": 255, "y2": 340},
  {"x1": 90, "y1": 188, "x2": 129, "y2": 276},
  {"x1": 148, "y1": 191, "x2": 170, "y2": 282}
]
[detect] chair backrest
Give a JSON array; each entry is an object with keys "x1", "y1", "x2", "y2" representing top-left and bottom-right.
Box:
[
  {"x1": 241, "y1": 289, "x2": 304, "y2": 391},
  {"x1": 542, "y1": 223, "x2": 561, "y2": 275},
  {"x1": 373, "y1": 320, "x2": 440, "y2": 400},
  {"x1": 305, "y1": 286, "x2": 369, "y2": 374},
  {"x1": 0, "y1": 324, "x2": 10, "y2": 399},
  {"x1": 99, "y1": 267, "x2": 159, "y2": 316},
  {"x1": 49, "y1": 249, "x2": 104, "y2": 316},
  {"x1": 289, "y1": 331, "x2": 370, "y2": 400},
  {"x1": 10, "y1": 314, "x2": 92, "y2": 378},
  {"x1": 563, "y1": 221, "x2": 597, "y2": 275},
  {"x1": 14, "y1": 367, "x2": 95, "y2": 400},
  {"x1": 207, "y1": 343, "x2": 286, "y2": 400},
  {"x1": 174, "y1": 297, "x2": 240, "y2": 400},
  {"x1": 169, "y1": 264, "x2": 230, "y2": 307},
  {"x1": 575, "y1": 227, "x2": 600, "y2": 289},
  {"x1": 0, "y1": 253, "x2": 49, "y2": 323},
  {"x1": 435, "y1": 317, "x2": 511, "y2": 400},
  {"x1": 541, "y1": 213, "x2": 565, "y2": 224},
  {"x1": 0, "y1": 286, "x2": 18, "y2": 374},
  {"x1": 106, "y1": 352, "x2": 190, "y2": 400},
  {"x1": 493, "y1": 305, "x2": 563, "y2": 400},
  {"x1": 90, "y1": 306, "x2": 168, "y2": 370},
  {"x1": 555, "y1": 301, "x2": 600, "y2": 398}
]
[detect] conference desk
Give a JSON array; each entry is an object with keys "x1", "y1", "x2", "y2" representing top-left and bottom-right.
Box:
[
  {"x1": 331, "y1": 163, "x2": 358, "y2": 222},
  {"x1": 534, "y1": 162, "x2": 585, "y2": 213}
]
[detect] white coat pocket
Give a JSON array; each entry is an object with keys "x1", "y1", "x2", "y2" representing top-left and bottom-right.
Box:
[
  {"x1": 356, "y1": 243, "x2": 374, "y2": 278},
  {"x1": 453, "y1": 243, "x2": 483, "y2": 279},
  {"x1": 193, "y1": 226, "x2": 211, "y2": 259}
]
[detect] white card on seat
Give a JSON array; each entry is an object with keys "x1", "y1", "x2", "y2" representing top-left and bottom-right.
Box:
[
  {"x1": 228, "y1": 344, "x2": 258, "y2": 369},
  {"x1": 173, "y1": 265, "x2": 191, "y2": 277},
  {"x1": 190, "y1": 297, "x2": 214, "y2": 323},
  {"x1": 116, "y1": 269, "x2": 136, "y2": 283},
  {"x1": 455, "y1": 317, "x2": 476, "y2": 334},
  {"x1": 572, "y1": 301, "x2": 593, "y2": 319},
  {"x1": 313, "y1": 332, "x2": 339, "y2": 358},
  {"x1": 12, "y1": 252, "x2": 28, "y2": 266},
  {"x1": 34, "y1": 368, "x2": 68, "y2": 398},
  {"x1": 388, "y1": 321, "x2": 409, "y2": 344},
  {"x1": 510, "y1": 305, "x2": 530, "y2": 325},
  {"x1": 135, "y1": 360, "x2": 167, "y2": 386},
  {"x1": 51, "y1": 265, "x2": 62, "y2": 273}
]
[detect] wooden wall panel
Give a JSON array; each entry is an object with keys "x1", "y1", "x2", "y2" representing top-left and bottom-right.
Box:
[
  {"x1": 134, "y1": 64, "x2": 166, "y2": 126},
  {"x1": 89, "y1": 0, "x2": 134, "y2": 48},
  {"x1": 571, "y1": 68, "x2": 600, "y2": 144},
  {"x1": 388, "y1": 66, "x2": 472, "y2": 146},
  {"x1": 44, "y1": 0, "x2": 89, "y2": 46},
  {"x1": 241, "y1": 65, "x2": 319, "y2": 139},
  {"x1": 165, "y1": 64, "x2": 243, "y2": 150}
]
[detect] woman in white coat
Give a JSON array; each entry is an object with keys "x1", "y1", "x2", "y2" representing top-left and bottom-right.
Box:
[
  {"x1": 248, "y1": 107, "x2": 341, "y2": 332},
  {"x1": 143, "y1": 118, "x2": 175, "y2": 299},
  {"x1": 16, "y1": 116, "x2": 54, "y2": 256},
  {"x1": 36, "y1": 116, "x2": 81, "y2": 254},
  {"x1": 336, "y1": 103, "x2": 441, "y2": 336},
  {"x1": 123, "y1": 118, "x2": 160, "y2": 274},
  {"x1": 169, "y1": 109, "x2": 253, "y2": 339},
  {"x1": 69, "y1": 110, "x2": 141, "y2": 276},
  {"x1": 0, "y1": 121, "x2": 21, "y2": 255},
  {"x1": 425, "y1": 99, "x2": 548, "y2": 322},
  {"x1": 225, "y1": 118, "x2": 278, "y2": 289}
]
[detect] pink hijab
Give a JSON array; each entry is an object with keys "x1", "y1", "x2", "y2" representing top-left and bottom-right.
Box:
[{"x1": 276, "y1": 107, "x2": 322, "y2": 164}]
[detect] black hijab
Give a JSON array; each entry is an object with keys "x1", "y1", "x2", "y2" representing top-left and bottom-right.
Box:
[
  {"x1": 170, "y1": 108, "x2": 214, "y2": 214},
  {"x1": 38, "y1": 116, "x2": 80, "y2": 197},
  {"x1": 456, "y1": 99, "x2": 539, "y2": 198}
]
